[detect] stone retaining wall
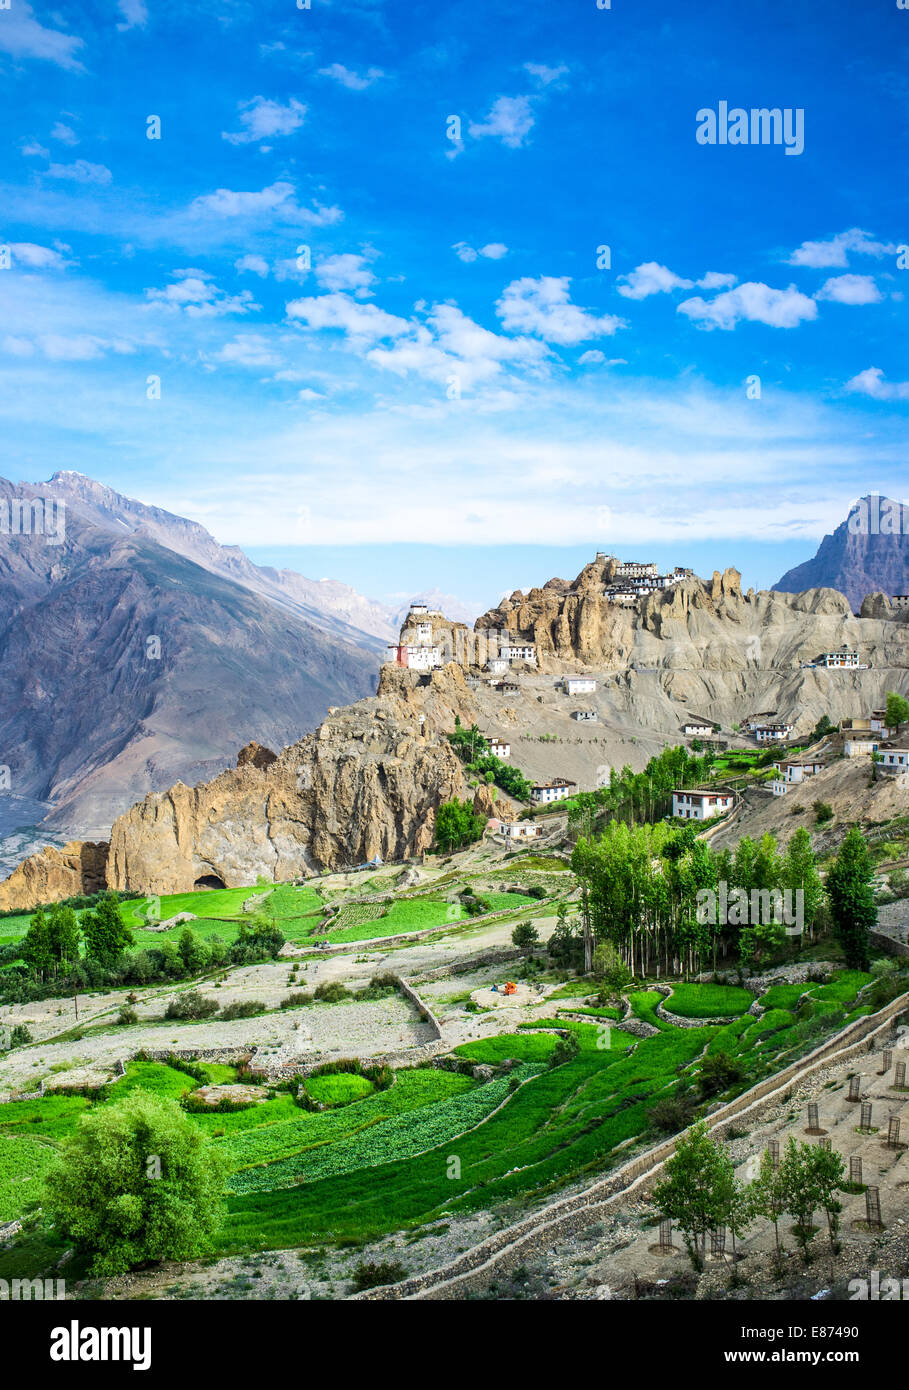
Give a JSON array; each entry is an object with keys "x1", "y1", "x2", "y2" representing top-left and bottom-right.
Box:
[
  {"x1": 871, "y1": 930, "x2": 909, "y2": 958},
  {"x1": 356, "y1": 988, "x2": 909, "y2": 1301},
  {"x1": 396, "y1": 976, "x2": 444, "y2": 1040},
  {"x1": 293, "y1": 904, "x2": 540, "y2": 960},
  {"x1": 409, "y1": 947, "x2": 524, "y2": 984}
]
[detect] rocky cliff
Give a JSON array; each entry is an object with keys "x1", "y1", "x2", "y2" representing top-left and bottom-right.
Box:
[
  {"x1": 774, "y1": 495, "x2": 909, "y2": 612},
  {"x1": 0, "y1": 840, "x2": 108, "y2": 912}
]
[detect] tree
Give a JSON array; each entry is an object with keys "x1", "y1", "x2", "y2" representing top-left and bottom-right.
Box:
[
  {"x1": 592, "y1": 940, "x2": 632, "y2": 995},
  {"x1": 46, "y1": 904, "x2": 81, "y2": 975},
  {"x1": 747, "y1": 1148, "x2": 788, "y2": 1257},
  {"x1": 44, "y1": 1090, "x2": 226, "y2": 1277},
  {"x1": 781, "y1": 827, "x2": 824, "y2": 942},
  {"x1": 81, "y1": 896, "x2": 134, "y2": 969},
  {"x1": 435, "y1": 798, "x2": 486, "y2": 853},
  {"x1": 780, "y1": 1137, "x2": 824, "y2": 1263},
  {"x1": 885, "y1": 690, "x2": 909, "y2": 733},
  {"x1": 811, "y1": 1145, "x2": 846, "y2": 1257},
  {"x1": 20, "y1": 907, "x2": 53, "y2": 980},
  {"x1": 652, "y1": 1122, "x2": 735, "y2": 1270},
  {"x1": 177, "y1": 927, "x2": 208, "y2": 974},
  {"x1": 511, "y1": 920, "x2": 540, "y2": 950},
  {"x1": 825, "y1": 826, "x2": 876, "y2": 970}
]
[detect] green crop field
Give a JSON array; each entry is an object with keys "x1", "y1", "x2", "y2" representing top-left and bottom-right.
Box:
[
  {"x1": 666, "y1": 983, "x2": 754, "y2": 1018},
  {"x1": 453, "y1": 1032, "x2": 559, "y2": 1064},
  {"x1": 304, "y1": 1073, "x2": 374, "y2": 1106}
]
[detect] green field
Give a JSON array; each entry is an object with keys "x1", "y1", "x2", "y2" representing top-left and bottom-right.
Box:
[
  {"x1": 304, "y1": 1073, "x2": 374, "y2": 1106},
  {"x1": 666, "y1": 983, "x2": 754, "y2": 1018}
]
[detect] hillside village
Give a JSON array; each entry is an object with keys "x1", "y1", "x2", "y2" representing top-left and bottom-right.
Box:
[{"x1": 1, "y1": 550, "x2": 909, "y2": 1311}]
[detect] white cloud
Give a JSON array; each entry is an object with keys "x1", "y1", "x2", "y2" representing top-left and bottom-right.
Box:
[
  {"x1": 216, "y1": 334, "x2": 282, "y2": 368},
  {"x1": 844, "y1": 367, "x2": 909, "y2": 401},
  {"x1": 314, "y1": 253, "x2": 376, "y2": 294},
  {"x1": 318, "y1": 63, "x2": 384, "y2": 90},
  {"x1": 523, "y1": 62, "x2": 569, "y2": 86},
  {"x1": 453, "y1": 241, "x2": 508, "y2": 263},
  {"x1": 117, "y1": 0, "x2": 149, "y2": 30},
  {"x1": 496, "y1": 276, "x2": 625, "y2": 344},
  {"x1": 222, "y1": 96, "x2": 306, "y2": 145},
  {"x1": 617, "y1": 262, "x2": 694, "y2": 300},
  {"x1": 697, "y1": 271, "x2": 738, "y2": 291},
  {"x1": 297, "y1": 387, "x2": 325, "y2": 401},
  {"x1": 286, "y1": 292, "x2": 410, "y2": 341},
  {"x1": 814, "y1": 274, "x2": 882, "y2": 306},
  {"x1": 677, "y1": 282, "x2": 818, "y2": 330},
  {"x1": 21, "y1": 140, "x2": 50, "y2": 158},
  {"x1": 469, "y1": 96, "x2": 535, "y2": 149},
  {"x1": 235, "y1": 254, "x2": 270, "y2": 278},
  {"x1": 46, "y1": 160, "x2": 112, "y2": 185},
  {"x1": 9, "y1": 242, "x2": 68, "y2": 271},
  {"x1": 787, "y1": 227, "x2": 896, "y2": 269},
  {"x1": 51, "y1": 122, "x2": 79, "y2": 146},
  {"x1": 146, "y1": 271, "x2": 259, "y2": 318},
  {"x1": 189, "y1": 182, "x2": 341, "y2": 226},
  {"x1": 0, "y1": 2, "x2": 85, "y2": 72},
  {"x1": 578, "y1": 350, "x2": 626, "y2": 367}
]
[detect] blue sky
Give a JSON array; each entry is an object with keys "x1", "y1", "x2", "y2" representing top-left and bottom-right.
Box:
[{"x1": 1, "y1": 0, "x2": 907, "y2": 610}]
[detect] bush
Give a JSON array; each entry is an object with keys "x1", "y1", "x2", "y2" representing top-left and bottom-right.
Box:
[
  {"x1": 219, "y1": 1000, "x2": 266, "y2": 1021},
  {"x1": 313, "y1": 981, "x2": 350, "y2": 1003},
  {"x1": 648, "y1": 1095, "x2": 696, "y2": 1133},
  {"x1": 280, "y1": 991, "x2": 313, "y2": 1009},
  {"x1": 696, "y1": 1051, "x2": 744, "y2": 1098},
  {"x1": 813, "y1": 800, "x2": 834, "y2": 824},
  {"x1": 164, "y1": 991, "x2": 219, "y2": 1021},
  {"x1": 512, "y1": 921, "x2": 540, "y2": 950},
  {"x1": 117, "y1": 1006, "x2": 139, "y2": 1026},
  {"x1": 350, "y1": 1260, "x2": 407, "y2": 1292}
]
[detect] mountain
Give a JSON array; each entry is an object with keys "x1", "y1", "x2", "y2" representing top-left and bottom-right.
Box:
[
  {"x1": 6, "y1": 559, "x2": 909, "y2": 908},
  {"x1": 774, "y1": 495, "x2": 909, "y2": 612},
  {"x1": 0, "y1": 475, "x2": 380, "y2": 839},
  {"x1": 44, "y1": 472, "x2": 398, "y2": 649}
]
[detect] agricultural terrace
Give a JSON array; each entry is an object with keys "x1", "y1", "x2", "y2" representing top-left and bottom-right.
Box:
[{"x1": 0, "y1": 969, "x2": 883, "y2": 1271}]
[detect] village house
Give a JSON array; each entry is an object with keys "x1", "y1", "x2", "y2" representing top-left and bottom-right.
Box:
[
  {"x1": 488, "y1": 737, "x2": 511, "y2": 758},
  {"x1": 877, "y1": 738, "x2": 909, "y2": 773},
  {"x1": 384, "y1": 643, "x2": 443, "y2": 671},
  {"x1": 564, "y1": 677, "x2": 597, "y2": 695},
  {"x1": 604, "y1": 586, "x2": 638, "y2": 605},
  {"x1": 572, "y1": 710, "x2": 598, "y2": 721},
  {"x1": 744, "y1": 711, "x2": 778, "y2": 732},
  {"x1": 770, "y1": 759, "x2": 825, "y2": 796},
  {"x1": 671, "y1": 788, "x2": 736, "y2": 820},
  {"x1": 530, "y1": 777, "x2": 577, "y2": 805},
  {"x1": 503, "y1": 643, "x2": 537, "y2": 664},
  {"x1": 615, "y1": 561, "x2": 658, "y2": 578},
  {"x1": 817, "y1": 647, "x2": 865, "y2": 670},
  {"x1": 844, "y1": 736, "x2": 880, "y2": 757},
  {"x1": 490, "y1": 819, "x2": 543, "y2": 841},
  {"x1": 870, "y1": 709, "x2": 898, "y2": 737},
  {"x1": 752, "y1": 722, "x2": 794, "y2": 744},
  {"x1": 682, "y1": 716, "x2": 715, "y2": 738}
]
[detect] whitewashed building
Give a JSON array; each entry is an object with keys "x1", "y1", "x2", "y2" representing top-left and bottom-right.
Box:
[
  {"x1": 530, "y1": 778, "x2": 577, "y2": 805},
  {"x1": 572, "y1": 710, "x2": 598, "y2": 721},
  {"x1": 503, "y1": 644, "x2": 537, "y2": 664},
  {"x1": 752, "y1": 722, "x2": 794, "y2": 744},
  {"x1": 878, "y1": 740, "x2": 909, "y2": 773},
  {"x1": 844, "y1": 737, "x2": 880, "y2": 757},
  {"x1": 671, "y1": 788, "x2": 735, "y2": 820},
  {"x1": 870, "y1": 709, "x2": 898, "y2": 737},
  {"x1": 495, "y1": 820, "x2": 543, "y2": 841},
  {"x1": 488, "y1": 737, "x2": 511, "y2": 758},
  {"x1": 818, "y1": 648, "x2": 864, "y2": 670},
  {"x1": 682, "y1": 717, "x2": 714, "y2": 738},
  {"x1": 770, "y1": 760, "x2": 825, "y2": 796},
  {"x1": 564, "y1": 677, "x2": 597, "y2": 696}
]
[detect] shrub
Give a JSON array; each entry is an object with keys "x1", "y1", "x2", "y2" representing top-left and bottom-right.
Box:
[
  {"x1": 512, "y1": 921, "x2": 540, "y2": 950},
  {"x1": 280, "y1": 991, "x2": 313, "y2": 1009},
  {"x1": 219, "y1": 1000, "x2": 266, "y2": 1021},
  {"x1": 649, "y1": 1095, "x2": 696, "y2": 1134},
  {"x1": 813, "y1": 800, "x2": 834, "y2": 824},
  {"x1": 117, "y1": 1006, "x2": 139, "y2": 1026},
  {"x1": 314, "y1": 981, "x2": 350, "y2": 1003},
  {"x1": 350, "y1": 1260, "x2": 407, "y2": 1292},
  {"x1": 164, "y1": 991, "x2": 218, "y2": 1021},
  {"x1": 696, "y1": 1050, "x2": 744, "y2": 1098}
]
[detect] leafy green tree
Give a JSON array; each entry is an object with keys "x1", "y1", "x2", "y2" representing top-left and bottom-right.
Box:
[
  {"x1": 747, "y1": 1148, "x2": 788, "y2": 1255},
  {"x1": 511, "y1": 920, "x2": 540, "y2": 950},
  {"x1": 652, "y1": 1121, "x2": 735, "y2": 1270},
  {"x1": 20, "y1": 906, "x2": 53, "y2": 980},
  {"x1": 81, "y1": 896, "x2": 134, "y2": 969},
  {"x1": 810, "y1": 1145, "x2": 846, "y2": 1256},
  {"x1": 781, "y1": 827, "x2": 825, "y2": 940},
  {"x1": 44, "y1": 1090, "x2": 226, "y2": 1277},
  {"x1": 780, "y1": 1137, "x2": 824, "y2": 1263},
  {"x1": 46, "y1": 904, "x2": 81, "y2": 975},
  {"x1": 435, "y1": 798, "x2": 486, "y2": 852},
  {"x1": 885, "y1": 691, "x2": 909, "y2": 732},
  {"x1": 825, "y1": 826, "x2": 875, "y2": 970},
  {"x1": 178, "y1": 927, "x2": 208, "y2": 974}
]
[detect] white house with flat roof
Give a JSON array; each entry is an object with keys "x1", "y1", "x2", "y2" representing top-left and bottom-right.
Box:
[
  {"x1": 878, "y1": 739, "x2": 909, "y2": 773},
  {"x1": 564, "y1": 677, "x2": 596, "y2": 695},
  {"x1": 770, "y1": 760, "x2": 824, "y2": 796},
  {"x1": 488, "y1": 737, "x2": 511, "y2": 758},
  {"x1": 682, "y1": 717, "x2": 714, "y2": 738},
  {"x1": 503, "y1": 643, "x2": 536, "y2": 664},
  {"x1": 495, "y1": 819, "x2": 543, "y2": 841},
  {"x1": 572, "y1": 710, "x2": 598, "y2": 722},
  {"x1": 818, "y1": 648, "x2": 864, "y2": 670},
  {"x1": 530, "y1": 778, "x2": 577, "y2": 805},
  {"x1": 671, "y1": 788, "x2": 735, "y2": 820},
  {"x1": 752, "y1": 722, "x2": 794, "y2": 744}
]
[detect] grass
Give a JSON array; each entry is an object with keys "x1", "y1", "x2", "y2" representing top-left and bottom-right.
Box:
[
  {"x1": 666, "y1": 983, "x2": 753, "y2": 1018},
  {"x1": 453, "y1": 1032, "x2": 559, "y2": 1064},
  {"x1": 0, "y1": 1132, "x2": 59, "y2": 1221},
  {"x1": 304, "y1": 1073, "x2": 374, "y2": 1107},
  {"x1": 323, "y1": 897, "x2": 468, "y2": 944}
]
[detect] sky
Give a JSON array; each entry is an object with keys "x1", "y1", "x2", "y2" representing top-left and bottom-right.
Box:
[{"x1": 1, "y1": 0, "x2": 907, "y2": 611}]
